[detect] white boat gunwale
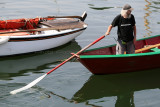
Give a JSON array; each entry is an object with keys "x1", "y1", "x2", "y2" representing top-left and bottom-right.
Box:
[{"x1": 8, "y1": 26, "x2": 87, "y2": 42}]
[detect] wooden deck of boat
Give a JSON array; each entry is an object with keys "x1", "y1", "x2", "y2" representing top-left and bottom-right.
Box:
[{"x1": 40, "y1": 18, "x2": 86, "y2": 30}]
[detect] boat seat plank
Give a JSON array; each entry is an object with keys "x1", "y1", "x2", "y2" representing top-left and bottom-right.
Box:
[
  {"x1": 150, "y1": 48, "x2": 160, "y2": 52},
  {"x1": 40, "y1": 19, "x2": 85, "y2": 30}
]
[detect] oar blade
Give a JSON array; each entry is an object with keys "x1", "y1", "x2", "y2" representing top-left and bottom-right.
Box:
[{"x1": 10, "y1": 74, "x2": 47, "y2": 95}]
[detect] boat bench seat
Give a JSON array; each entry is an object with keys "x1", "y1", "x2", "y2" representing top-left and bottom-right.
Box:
[{"x1": 150, "y1": 48, "x2": 160, "y2": 52}]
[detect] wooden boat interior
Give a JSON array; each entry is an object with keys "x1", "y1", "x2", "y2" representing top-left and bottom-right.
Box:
[
  {"x1": 80, "y1": 35, "x2": 160, "y2": 55},
  {"x1": 40, "y1": 18, "x2": 86, "y2": 30}
]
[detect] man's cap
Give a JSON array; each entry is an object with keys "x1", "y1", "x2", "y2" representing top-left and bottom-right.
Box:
[{"x1": 123, "y1": 4, "x2": 133, "y2": 11}]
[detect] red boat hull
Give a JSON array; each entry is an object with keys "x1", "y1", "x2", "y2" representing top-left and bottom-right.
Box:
[
  {"x1": 78, "y1": 54, "x2": 160, "y2": 74},
  {"x1": 78, "y1": 35, "x2": 160, "y2": 74}
]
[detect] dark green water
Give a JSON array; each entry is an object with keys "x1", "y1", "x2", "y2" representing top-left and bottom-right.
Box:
[{"x1": 0, "y1": 0, "x2": 160, "y2": 107}]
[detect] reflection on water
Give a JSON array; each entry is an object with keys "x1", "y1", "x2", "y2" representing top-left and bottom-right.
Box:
[
  {"x1": 143, "y1": 0, "x2": 160, "y2": 37},
  {"x1": 89, "y1": 5, "x2": 114, "y2": 10},
  {"x1": 144, "y1": 0, "x2": 152, "y2": 37},
  {"x1": 0, "y1": 41, "x2": 81, "y2": 80},
  {"x1": 151, "y1": 1, "x2": 160, "y2": 9},
  {"x1": 151, "y1": 1, "x2": 160, "y2": 25},
  {"x1": 88, "y1": 3, "x2": 119, "y2": 10},
  {"x1": 90, "y1": 6, "x2": 113, "y2": 10},
  {"x1": 72, "y1": 69, "x2": 160, "y2": 106}
]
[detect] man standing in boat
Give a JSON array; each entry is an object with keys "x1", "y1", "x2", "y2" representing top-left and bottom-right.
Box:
[{"x1": 105, "y1": 4, "x2": 136, "y2": 54}]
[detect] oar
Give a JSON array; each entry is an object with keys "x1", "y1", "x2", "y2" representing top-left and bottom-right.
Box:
[
  {"x1": 10, "y1": 35, "x2": 107, "y2": 94},
  {"x1": 135, "y1": 43, "x2": 160, "y2": 53}
]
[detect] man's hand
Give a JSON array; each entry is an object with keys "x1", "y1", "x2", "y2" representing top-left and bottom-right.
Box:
[{"x1": 105, "y1": 32, "x2": 110, "y2": 35}]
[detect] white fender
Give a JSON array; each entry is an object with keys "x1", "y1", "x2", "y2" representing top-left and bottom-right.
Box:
[{"x1": 0, "y1": 36, "x2": 10, "y2": 45}]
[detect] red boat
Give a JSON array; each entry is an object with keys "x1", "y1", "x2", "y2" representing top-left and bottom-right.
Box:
[{"x1": 78, "y1": 34, "x2": 160, "y2": 74}]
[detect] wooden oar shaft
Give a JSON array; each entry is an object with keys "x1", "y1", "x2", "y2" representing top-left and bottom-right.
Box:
[
  {"x1": 47, "y1": 35, "x2": 106, "y2": 75},
  {"x1": 135, "y1": 43, "x2": 160, "y2": 53}
]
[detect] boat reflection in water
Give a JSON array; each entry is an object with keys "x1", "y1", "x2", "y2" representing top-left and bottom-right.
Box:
[
  {"x1": 72, "y1": 69, "x2": 160, "y2": 106},
  {"x1": 0, "y1": 41, "x2": 81, "y2": 80}
]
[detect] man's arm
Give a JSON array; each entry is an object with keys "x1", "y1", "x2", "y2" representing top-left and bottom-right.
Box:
[{"x1": 105, "y1": 25, "x2": 113, "y2": 35}]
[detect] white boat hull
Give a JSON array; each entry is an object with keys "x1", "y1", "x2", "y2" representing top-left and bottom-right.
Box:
[{"x1": 0, "y1": 27, "x2": 86, "y2": 56}]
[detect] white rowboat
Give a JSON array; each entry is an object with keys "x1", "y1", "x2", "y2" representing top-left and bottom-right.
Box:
[{"x1": 0, "y1": 12, "x2": 87, "y2": 56}]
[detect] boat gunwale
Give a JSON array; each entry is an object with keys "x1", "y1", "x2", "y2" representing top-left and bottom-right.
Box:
[
  {"x1": 81, "y1": 34, "x2": 160, "y2": 53},
  {"x1": 8, "y1": 27, "x2": 87, "y2": 42},
  {"x1": 80, "y1": 34, "x2": 160, "y2": 59},
  {"x1": 79, "y1": 50, "x2": 160, "y2": 59}
]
